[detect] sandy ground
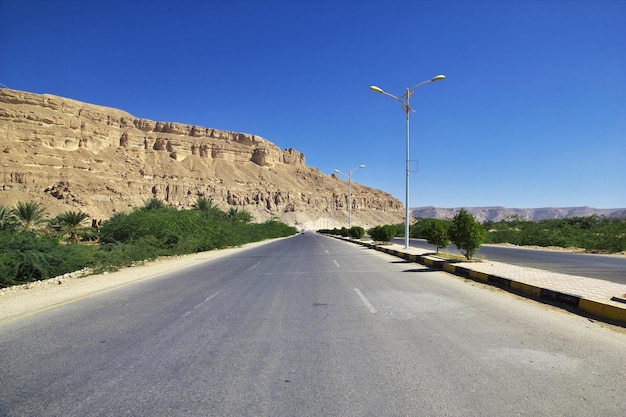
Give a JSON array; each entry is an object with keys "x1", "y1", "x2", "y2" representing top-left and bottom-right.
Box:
[{"x1": 0, "y1": 240, "x2": 275, "y2": 323}]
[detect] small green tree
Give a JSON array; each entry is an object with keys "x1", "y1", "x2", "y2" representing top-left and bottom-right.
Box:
[
  {"x1": 409, "y1": 218, "x2": 425, "y2": 238},
  {"x1": 142, "y1": 198, "x2": 166, "y2": 210},
  {"x1": 368, "y1": 224, "x2": 397, "y2": 242},
  {"x1": 12, "y1": 202, "x2": 47, "y2": 232},
  {"x1": 0, "y1": 205, "x2": 17, "y2": 231},
  {"x1": 49, "y1": 210, "x2": 93, "y2": 243},
  {"x1": 448, "y1": 209, "x2": 486, "y2": 260},
  {"x1": 227, "y1": 208, "x2": 253, "y2": 223},
  {"x1": 192, "y1": 197, "x2": 216, "y2": 212},
  {"x1": 422, "y1": 218, "x2": 450, "y2": 253},
  {"x1": 349, "y1": 226, "x2": 365, "y2": 239}
]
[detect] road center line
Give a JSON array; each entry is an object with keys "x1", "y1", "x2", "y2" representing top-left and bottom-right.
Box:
[
  {"x1": 193, "y1": 292, "x2": 219, "y2": 309},
  {"x1": 333, "y1": 260, "x2": 340, "y2": 267},
  {"x1": 249, "y1": 261, "x2": 262, "y2": 270},
  {"x1": 354, "y1": 288, "x2": 377, "y2": 314}
]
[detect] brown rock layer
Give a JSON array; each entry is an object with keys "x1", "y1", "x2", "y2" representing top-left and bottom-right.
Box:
[{"x1": 0, "y1": 88, "x2": 403, "y2": 229}]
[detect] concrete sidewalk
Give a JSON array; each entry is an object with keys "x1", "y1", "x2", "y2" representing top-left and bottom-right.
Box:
[{"x1": 350, "y1": 239, "x2": 626, "y2": 327}]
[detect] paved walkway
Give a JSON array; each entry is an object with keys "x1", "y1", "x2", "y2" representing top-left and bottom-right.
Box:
[{"x1": 351, "y1": 240, "x2": 626, "y2": 326}]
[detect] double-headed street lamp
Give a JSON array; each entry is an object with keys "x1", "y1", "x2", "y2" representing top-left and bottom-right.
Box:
[
  {"x1": 370, "y1": 75, "x2": 445, "y2": 249},
  {"x1": 334, "y1": 164, "x2": 365, "y2": 229}
]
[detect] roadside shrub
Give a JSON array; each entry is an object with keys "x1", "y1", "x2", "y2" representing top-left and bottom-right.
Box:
[
  {"x1": 448, "y1": 209, "x2": 486, "y2": 260},
  {"x1": 0, "y1": 200, "x2": 296, "y2": 287},
  {"x1": 0, "y1": 231, "x2": 96, "y2": 287},
  {"x1": 96, "y1": 207, "x2": 297, "y2": 270},
  {"x1": 368, "y1": 224, "x2": 398, "y2": 242},
  {"x1": 94, "y1": 236, "x2": 164, "y2": 271},
  {"x1": 484, "y1": 215, "x2": 625, "y2": 253},
  {"x1": 349, "y1": 226, "x2": 365, "y2": 239},
  {"x1": 421, "y1": 218, "x2": 451, "y2": 253}
]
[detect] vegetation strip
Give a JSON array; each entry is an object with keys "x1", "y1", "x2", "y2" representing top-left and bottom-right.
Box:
[{"x1": 1, "y1": 198, "x2": 297, "y2": 288}]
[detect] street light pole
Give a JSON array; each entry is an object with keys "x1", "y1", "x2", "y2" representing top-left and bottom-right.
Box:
[
  {"x1": 334, "y1": 164, "x2": 365, "y2": 229},
  {"x1": 370, "y1": 75, "x2": 445, "y2": 249}
]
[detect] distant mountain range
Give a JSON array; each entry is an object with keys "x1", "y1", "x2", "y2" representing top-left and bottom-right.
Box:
[{"x1": 410, "y1": 206, "x2": 626, "y2": 222}]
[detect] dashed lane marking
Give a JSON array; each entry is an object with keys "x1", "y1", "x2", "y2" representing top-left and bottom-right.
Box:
[{"x1": 354, "y1": 288, "x2": 377, "y2": 314}]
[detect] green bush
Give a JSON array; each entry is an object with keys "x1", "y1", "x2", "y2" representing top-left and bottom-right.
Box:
[
  {"x1": 349, "y1": 226, "x2": 365, "y2": 239},
  {"x1": 448, "y1": 209, "x2": 486, "y2": 260},
  {"x1": 96, "y1": 207, "x2": 297, "y2": 270},
  {"x1": 368, "y1": 224, "x2": 397, "y2": 242},
  {"x1": 0, "y1": 231, "x2": 96, "y2": 287},
  {"x1": 1, "y1": 201, "x2": 298, "y2": 287},
  {"x1": 485, "y1": 215, "x2": 625, "y2": 253},
  {"x1": 421, "y1": 219, "x2": 451, "y2": 253}
]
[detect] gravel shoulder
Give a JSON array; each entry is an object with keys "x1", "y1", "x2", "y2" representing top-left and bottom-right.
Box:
[{"x1": 0, "y1": 240, "x2": 275, "y2": 323}]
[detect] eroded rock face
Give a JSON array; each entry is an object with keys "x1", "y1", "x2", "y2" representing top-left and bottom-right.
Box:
[{"x1": 0, "y1": 88, "x2": 403, "y2": 228}]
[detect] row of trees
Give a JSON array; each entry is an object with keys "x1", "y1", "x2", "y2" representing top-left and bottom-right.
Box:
[
  {"x1": 482, "y1": 215, "x2": 626, "y2": 252},
  {"x1": 411, "y1": 209, "x2": 486, "y2": 259},
  {"x1": 320, "y1": 210, "x2": 625, "y2": 259},
  {"x1": 411, "y1": 213, "x2": 625, "y2": 255},
  {"x1": 319, "y1": 209, "x2": 487, "y2": 260},
  {"x1": 0, "y1": 202, "x2": 94, "y2": 242},
  {"x1": 0, "y1": 198, "x2": 298, "y2": 288},
  {"x1": 317, "y1": 226, "x2": 365, "y2": 239}
]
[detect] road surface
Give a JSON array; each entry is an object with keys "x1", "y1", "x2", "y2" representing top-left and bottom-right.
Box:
[
  {"x1": 394, "y1": 238, "x2": 626, "y2": 284},
  {"x1": 1, "y1": 233, "x2": 625, "y2": 416}
]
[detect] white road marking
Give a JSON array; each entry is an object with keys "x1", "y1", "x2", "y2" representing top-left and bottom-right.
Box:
[
  {"x1": 249, "y1": 261, "x2": 262, "y2": 270},
  {"x1": 189, "y1": 292, "x2": 219, "y2": 313},
  {"x1": 333, "y1": 260, "x2": 340, "y2": 267},
  {"x1": 325, "y1": 249, "x2": 329, "y2": 254},
  {"x1": 354, "y1": 288, "x2": 377, "y2": 314}
]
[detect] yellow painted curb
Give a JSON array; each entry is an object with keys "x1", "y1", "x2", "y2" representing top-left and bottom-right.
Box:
[
  {"x1": 579, "y1": 299, "x2": 626, "y2": 323},
  {"x1": 510, "y1": 281, "x2": 543, "y2": 298},
  {"x1": 468, "y1": 270, "x2": 489, "y2": 282}
]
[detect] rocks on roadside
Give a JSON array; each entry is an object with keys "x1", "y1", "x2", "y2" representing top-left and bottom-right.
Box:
[{"x1": 0, "y1": 268, "x2": 92, "y2": 297}]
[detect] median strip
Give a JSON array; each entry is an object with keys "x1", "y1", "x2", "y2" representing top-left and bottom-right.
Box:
[{"x1": 333, "y1": 236, "x2": 626, "y2": 327}]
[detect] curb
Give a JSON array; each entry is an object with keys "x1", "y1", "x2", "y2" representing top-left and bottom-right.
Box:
[{"x1": 346, "y1": 238, "x2": 626, "y2": 327}]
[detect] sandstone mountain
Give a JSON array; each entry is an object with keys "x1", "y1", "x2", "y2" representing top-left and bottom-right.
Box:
[
  {"x1": 0, "y1": 88, "x2": 403, "y2": 229},
  {"x1": 411, "y1": 206, "x2": 626, "y2": 222}
]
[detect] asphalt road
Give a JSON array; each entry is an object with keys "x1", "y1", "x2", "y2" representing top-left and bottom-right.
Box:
[
  {"x1": 1, "y1": 233, "x2": 625, "y2": 416},
  {"x1": 394, "y1": 238, "x2": 626, "y2": 284}
]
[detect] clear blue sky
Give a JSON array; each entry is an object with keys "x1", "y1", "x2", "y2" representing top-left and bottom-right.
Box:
[{"x1": 2, "y1": 0, "x2": 624, "y2": 209}]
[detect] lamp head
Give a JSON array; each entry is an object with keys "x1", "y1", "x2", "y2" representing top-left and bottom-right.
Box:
[
  {"x1": 334, "y1": 169, "x2": 340, "y2": 173},
  {"x1": 359, "y1": 164, "x2": 366, "y2": 168},
  {"x1": 369, "y1": 86, "x2": 384, "y2": 94},
  {"x1": 431, "y1": 75, "x2": 446, "y2": 82}
]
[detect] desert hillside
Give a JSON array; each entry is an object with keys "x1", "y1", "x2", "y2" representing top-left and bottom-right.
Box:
[{"x1": 0, "y1": 88, "x2": 403, "y2": 229}]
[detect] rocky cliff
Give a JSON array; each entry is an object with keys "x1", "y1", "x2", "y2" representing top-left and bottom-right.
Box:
[{"x1": 0, "y1": 88, "x2": 403, "y2": 229}]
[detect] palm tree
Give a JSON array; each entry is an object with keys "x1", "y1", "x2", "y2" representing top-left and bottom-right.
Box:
[
  {"x1": 12, "y1": 202, "x2": 47, "y2": 232},
  {"x1": 192, "y1": 197, "x2": 216, "y2": 212},
  {"x1": 227, "y1": 208, "x2": 253, "y2": 223},
  {"x1": 0, "y1": 205, "x2": 17, "y2": 231},
  {"x1": 51, "y1": 210, "x2": 91, "y2": 243},
  {"x1": 142, "y1": 198, "x2": 166, "y2": 210}
]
